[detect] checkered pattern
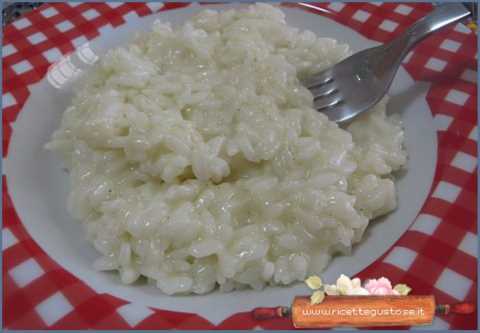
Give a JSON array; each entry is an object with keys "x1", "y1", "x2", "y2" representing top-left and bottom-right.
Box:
[{"x1": 2, "y1": 2, "x2": 477, "y2": 330}]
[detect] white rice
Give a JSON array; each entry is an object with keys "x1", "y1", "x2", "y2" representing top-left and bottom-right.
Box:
[{"x1": 46, "y1": 4, "x2": 407, "y2": 295}]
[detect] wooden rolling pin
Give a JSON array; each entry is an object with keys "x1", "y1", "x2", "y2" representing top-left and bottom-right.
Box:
[{"x1": 252, "y1": 296, "x2": 474, "y2": 328}]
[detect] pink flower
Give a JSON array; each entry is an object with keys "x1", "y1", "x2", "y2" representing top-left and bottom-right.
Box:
[{"x1": 364, "y1": 277, "x2": 399, "y2": 295}]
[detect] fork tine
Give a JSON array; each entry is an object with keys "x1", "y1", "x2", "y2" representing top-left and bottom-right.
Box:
[
  {"x1": 305, "y1": 69, "x2": 333, "y2": 89},
  {"x1": 313, "y1": 93, "x2": 343, "y2": 111},
  {"x1": 312, "y1": 82, "x2": 338, "y2": 100}
]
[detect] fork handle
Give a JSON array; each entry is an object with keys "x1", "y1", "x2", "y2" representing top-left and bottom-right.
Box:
[
  {"x1": 402, "y1": 3, "x2": 471, "y2": 50},
  {"x1": 372, "y1": 4, "x2": 471, "y2": 77}
]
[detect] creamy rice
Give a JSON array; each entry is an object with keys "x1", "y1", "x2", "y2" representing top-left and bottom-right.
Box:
[{"x1": 46, "y1": 4, "x2": 407, "y2": 295}]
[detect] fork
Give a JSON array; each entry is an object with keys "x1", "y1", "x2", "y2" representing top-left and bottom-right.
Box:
[{"x1": 304, "y1": 3, "x2": 471, "y2": 123}]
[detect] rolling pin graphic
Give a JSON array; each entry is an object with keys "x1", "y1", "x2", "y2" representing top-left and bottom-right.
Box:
[{"x1": 252, "y1": 296, "x2": 474, "y2": 328}]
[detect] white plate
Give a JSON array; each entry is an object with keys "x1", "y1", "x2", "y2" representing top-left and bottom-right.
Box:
[{"x1": 4, "y1": 3, "x2": 437, "y2": 324}]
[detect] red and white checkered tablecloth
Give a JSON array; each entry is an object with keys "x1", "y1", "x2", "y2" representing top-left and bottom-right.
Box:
[{"x1": 2, "y1": 2, "x2": 477, "y2": 330}]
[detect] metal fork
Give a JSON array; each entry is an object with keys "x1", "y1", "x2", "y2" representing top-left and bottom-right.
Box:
[{"x1": 304, "y1": 3, "x2": 471, "y2": 123}]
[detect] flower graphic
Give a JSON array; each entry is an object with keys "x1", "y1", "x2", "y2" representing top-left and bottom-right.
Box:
[
  {"x1": 393, "y1": 283, "x2": 412, "y2": 296},
  {"x1": 305, "y1": 274, "x2": 411, "y2": 304},
  {"x1": 304, "y1": 276, "x2": 326, "y2": 305},
  {"x1": 305, "y1": 276, "x2": 323, "y2": 290},
  {"x1": 364, "y1": 277, "x2": 399, "y2": 295},
  {"x1": 335, "y1": 274, "x2": 369, "y2": 296}
]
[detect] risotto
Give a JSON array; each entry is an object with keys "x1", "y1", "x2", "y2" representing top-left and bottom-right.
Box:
[{"x1": 46, "y1": 4, "x2": 407, "y2": 295}]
